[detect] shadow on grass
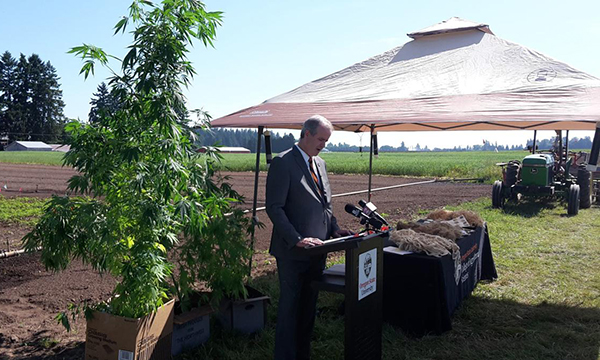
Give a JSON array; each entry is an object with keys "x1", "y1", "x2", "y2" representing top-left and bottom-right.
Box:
[
  {"x1": 181, "y1": 272, "x2": 600, "y2": 360},
  {"x1": 499, "y1": 197, "x2": 561, "y2": 218},
  {"x1": 385, "y1": 296, "x2": 600, "y2": 360},
  {"x1": 6, "y1": 271, "x2": 597, "y2": 360}
]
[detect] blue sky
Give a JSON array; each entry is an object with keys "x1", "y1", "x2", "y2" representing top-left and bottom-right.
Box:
[{"x1": 2, "y1": 0, "x2": 600, "y2": 149}]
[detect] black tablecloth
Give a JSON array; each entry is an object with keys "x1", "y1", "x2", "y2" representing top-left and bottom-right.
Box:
[{"x1": 382, "y1": 224, "x2": 497, "y2": 336}]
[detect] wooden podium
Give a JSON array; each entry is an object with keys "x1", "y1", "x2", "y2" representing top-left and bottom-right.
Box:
[{"x1": 300, "y1": 231, "x2": 387, "y2": 360}]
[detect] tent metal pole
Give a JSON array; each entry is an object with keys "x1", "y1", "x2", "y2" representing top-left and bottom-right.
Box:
[
  {"x1": 247, "y1": 126, "x2": 263, "y2": 278},
  {"x1": 368, "y1": 125, "x2": 374, "y2": 202},
  {"x1": 533, "y1": 130, "x2": 537, "y2": 154},
  {"x1": 565, "y1": 130, "x2": 569, "y2": 162},
  {"x1": 557, "y1": 130, "x2": 563, "y2": 163}
]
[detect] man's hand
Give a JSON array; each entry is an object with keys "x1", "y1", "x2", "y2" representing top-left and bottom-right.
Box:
[
  {"x1": 333, "y1": 229, "x2": 355, "y2": 238},
  {"x1": 296, "y1": 237, "x2": 324, "y2": 248}
]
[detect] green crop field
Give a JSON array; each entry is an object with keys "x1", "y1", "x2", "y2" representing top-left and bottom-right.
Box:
[
  {"x1": 0, "y1": 196, "x2": 45, "y2": 225},
  {"x1": 0, "y1": 151, "x2": 64, "y2": 166},
  {"x1": 0, "y1": 150, "x2": 531, "y2": 182},
  {"x1": 218, "y1": 151, "x2": 530, "y2": 182}
]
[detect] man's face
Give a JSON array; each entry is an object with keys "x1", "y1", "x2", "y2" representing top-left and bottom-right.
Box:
[{"x1": 303, "y1": 125, "x2": 332, "y2": 157}]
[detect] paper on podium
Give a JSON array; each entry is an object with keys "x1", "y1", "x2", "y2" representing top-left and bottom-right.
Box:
[
  {"x1": 383, "y1": 246, "x2": 413, "y2": 255},
  {"x1": 325, "y1": 233, "x2": 361, "y2": 243},
  {"x1": 305, "y1": 233, "x2": 362, "y2": 248},
  {"x1": 322, "y1": 263, "x2": 346, "y2": 276}
]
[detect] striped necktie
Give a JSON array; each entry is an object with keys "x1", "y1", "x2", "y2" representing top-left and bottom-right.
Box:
[{"x1": 308, "y1": 157, "x2": 322, "y2": 194}]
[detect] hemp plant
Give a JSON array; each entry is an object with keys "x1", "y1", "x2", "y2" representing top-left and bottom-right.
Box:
[{"x1": 23, "y1": 0, "x2": 252, "y2": 324}]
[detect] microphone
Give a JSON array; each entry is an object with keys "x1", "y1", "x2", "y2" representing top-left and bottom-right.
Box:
[
  {"x1": 345, "y1": 204, "x2": 369, "y2": 223},
  {"x1": 345, "y1": 203, "x2": 383, "y2": 229},
  {"x1": 358, "y1": 200, "x2": 389, "y2": 226}
]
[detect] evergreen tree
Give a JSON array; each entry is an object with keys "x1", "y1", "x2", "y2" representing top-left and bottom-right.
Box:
[
  {"x1": 27, "y1": 55, "x2": 65, "y2": 141},
  {"x1": 0, "y1": 51, "x2": 18, "y2": 138},
  {"x1": 11, "y1": 55, "x2": 30, "y2": 139},
  {"x1": 276, "y1": 133, "x2": 296, "y2": 152},
  {"x1": 88, "y1": 82, "x2": 121, "y2": 124},
  {"x1": 399, "y1": 141, "x2": 407, "y2": 152},
  {"x1": 0, "y1": 51, "x2": 65, "y2": 142}
]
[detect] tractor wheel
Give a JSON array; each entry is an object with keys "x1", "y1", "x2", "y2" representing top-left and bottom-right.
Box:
[
  {"x1": 567, "y1": 184, "x2": 580, "y2": 216},
  {"x1": 577, "y1": 166, "x2": 591, "y2": 209},
  {"x1": 492, "y1": 180, "x2": 504, "y2": 208}
]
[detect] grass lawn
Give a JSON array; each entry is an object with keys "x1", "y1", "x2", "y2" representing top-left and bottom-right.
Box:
[
  {"x1": 0, "y1": 151, "x2": 64, "y2": 166},
  {"x1": 184, "y1": 198, "x2": 600, "y2": 360}
]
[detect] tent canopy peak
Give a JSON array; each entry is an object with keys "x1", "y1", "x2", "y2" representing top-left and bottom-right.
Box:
[{"x1": 408, "y1": 17, "x2": 494, "y2": 39}]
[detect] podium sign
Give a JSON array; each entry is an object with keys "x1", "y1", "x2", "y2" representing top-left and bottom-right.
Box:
[
  {"x1": 358, "y1": 248, "x2": 377, "y2": 300},
  {"x1": 304, "y1": 232, "x2": 385, "y2": 360}
]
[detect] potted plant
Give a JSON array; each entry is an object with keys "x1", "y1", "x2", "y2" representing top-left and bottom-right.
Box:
[
  {"x1": 177, "y1": 188, "x2": 269, "y2": 335},
  {"x1": 23, "y1": 1, "x2": 231, "y2": 359},
  {"x1": 169, "y1": 174, "x2": 253, "y2": 354}
]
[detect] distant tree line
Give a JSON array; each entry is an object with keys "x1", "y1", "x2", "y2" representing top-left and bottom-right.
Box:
[
  {"x1": 326, "y1": 136, "x2": 593, "y2": 152},
  {"x1": 195, "y1": 128, "x2": 297, "y2": 153},
  {"x1": 0, "y1": 51, "x2": 66, "y2": 142},
  {"x1": 193, "y1": 130, "x2": 595, "y2": 153},
  {"x1": 434, "y1": 141, "x2": 522, "y2": 152},
  {"x1": 526, "y1": 136, "x2": 592, "y2": 150},
  {"x1": 326, "y1": 140, "x2": 507, "y2": 152}
]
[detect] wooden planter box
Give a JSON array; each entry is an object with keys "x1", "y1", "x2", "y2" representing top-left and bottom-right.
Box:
[
  {"x1": 171, "y1": 300, "x2": 213, "y2": 356},
  {"x1": 217, "y1": 286, "x2": 270, "y2": 334},
  {"x1": 84, "y1": 299, "x2": 175, "y2": 360}
]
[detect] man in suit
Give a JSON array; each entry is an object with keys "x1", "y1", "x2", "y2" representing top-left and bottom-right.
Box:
[{"x1": 266, "y1": 115, "x2": 351, "y2": 360}]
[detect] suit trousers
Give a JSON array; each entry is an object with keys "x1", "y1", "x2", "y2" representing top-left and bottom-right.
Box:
[{"x1": 274, "y1": 255, "x2": 326, "y2": 360}]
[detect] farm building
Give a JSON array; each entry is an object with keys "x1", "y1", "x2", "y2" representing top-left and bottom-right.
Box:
[
  {"x1": 49, "y1": 144, "x2": 71, "y2": 152},
  {"x1": 4, "y1": 141, "x2": 52, "y2": 152},
  {"x1": 197, "y1": 146, "x2": 251, "y2": 154}
]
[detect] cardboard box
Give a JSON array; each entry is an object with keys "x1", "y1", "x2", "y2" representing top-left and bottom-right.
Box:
[
  {"x1": 171, "y1": 304, "x2": 213, "y2": 356},
  {"x1": 85, "y1": 299, "x2": 175, "y2": 360},
  {"x1": 218, "y1": 286, "x2": 270, "y2": 334}
]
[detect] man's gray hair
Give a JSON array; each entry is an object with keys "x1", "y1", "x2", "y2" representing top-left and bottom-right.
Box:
[{"x1": 300, "y1": 115, "x2": 333, "y2": 138}]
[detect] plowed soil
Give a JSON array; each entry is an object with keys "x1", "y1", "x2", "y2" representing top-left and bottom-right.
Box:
[{"x1": 0, "y1": 163, "x2": 491, "y2": 359}]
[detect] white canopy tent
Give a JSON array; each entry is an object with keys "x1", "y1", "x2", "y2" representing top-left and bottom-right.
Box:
[
  {"x1": 209, "y1": 18, "x2": 600, "y2": 273},
  {"x1": 211, "y1": 17, "x2": 600, "y2": 132}
]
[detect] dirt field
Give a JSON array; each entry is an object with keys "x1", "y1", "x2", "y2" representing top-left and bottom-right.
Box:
[{"x1": 0, "y1": 163, "x2": 491, "y2": 359}]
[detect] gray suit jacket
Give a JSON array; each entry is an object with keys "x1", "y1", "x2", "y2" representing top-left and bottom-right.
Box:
[{"x1": 266, "y1": 146, "x2": 339, "y2": 260}]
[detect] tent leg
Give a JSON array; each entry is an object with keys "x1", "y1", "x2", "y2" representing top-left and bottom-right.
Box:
[
  {"x1": 557, "y1": 130, "x2": 563, "y2": 163},
  {"x1": 247, "y1": 126, "x2": 263, "y2": 278},
  {"x1": 565, "y1": 130, "x2": 569, "y2": 162},
  {"x1": 532, "y1": 130, "x2": 537, "y2": 154},
  {"x1": 368, "y1": 125, "x2": 374, "y2": 202}
]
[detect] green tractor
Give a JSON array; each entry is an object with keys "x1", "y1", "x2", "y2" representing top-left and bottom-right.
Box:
[{"x1": 492, "y1": 131, "x2": 594, "y2": 216}]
